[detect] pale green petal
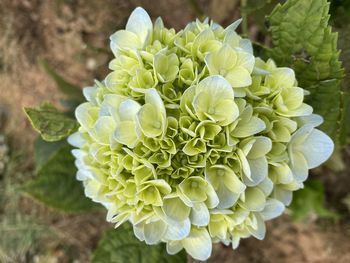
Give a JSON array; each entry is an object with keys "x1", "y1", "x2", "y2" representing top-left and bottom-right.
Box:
[
  {"x1": 92, "y1": 116, "x2": 116, "y2": 144},
  {"x1": 205, "y1": 44, "x2": 237, "y2": 73},
  {"x1": 247, "y1": 213, "x2": 266, "y2": 240},
  {"x1": 237, "y1": 149, "x2": 251, "y2": 180},
  {"x1": 290, "y1": 151, "x2": 309, "y2": 182},
  {"x1": 225, "y1": 18, "x2": 242, "y2": 31},
  {"x1": 296, "y1": 114, "x2": 323, "y2": 128},
  {"x1": 239, "y1": 39, "x2": 253, "y2": 54},
  {"x1": 232, "y1": 116, "x2": 266, "y2": 137},
  {"x1": 205, "y1": 183, "x2": 220, "y2": 209},
  {"x1": 179, "y1": 177, "x2": 208, "y2": 203},
  {"x1": 125, "y1": 7, "x2": 153, "y2": 47},
  {"x1": 166, "y1": 241, "x2": 183, "y2": 255},
  {"x1": 300, "y1": 129, "x2": 334, "y2": 169},
  {"x1": 196, "y1": 75, "x2": 234, "y2": 99},
  {"x1": 110, "y1": 30, "x2": 141, "y2": 51},
  {"x1": 240, "y1": 187, "x2": 266, "y2": 212},
  {"x1": 272, "y1": 187, "x2": 293, "y2": 206},
  {"x1": 75, "y1": 102, "x2": 99, "y2": 130},
  {"x1": 236, "y1": 51, "x2": 255, "y2": 72},
  {"x1": 114, "y1": 121, "x2": 139, "y2": 148},
  {"x1": 190, "y1": 202, "x2": 210, "y2": 226},
  {"x1": 137, "y1": 104, "x2": 163, "y2": 137},
  {"x1": 164, "y1": 218, "x2": 191, "y2": 240},
  {"x1": 163, "y1": 197, "x2": 191, "y2": 222},
  {"x1": 68, "y1": 132, "x2": 85, "y2": 148},
  {"x1": 118, "y1": 99, "x2": 141, "y2": 121},
  {"x1": 225, "y1": 67, "x2": 252, "y2": 87},
  {"x1": 216, "y1": 183, "x2": 240, "y2": 209},
  {"x1": 143, "y1": 219, "x2": 167, "y2": 245},
  {"x1": 247, "y1": 137, "x2": 272, "y2": 159},
  {"x1": 265, "y1": 67, "x2": 295, "y2": 89},
  {"x1": 145, "y1": 88, "x2": 166, "y2": 116},
  {"x1": 261, "y1": 199, "x2": 285, "y2": 220},
  {"x1": 244, "y1": 157, "x2": 268, "y2": 186},
  {"x1": 182, "y1": 227, "x2": 212, "y2": 261}
]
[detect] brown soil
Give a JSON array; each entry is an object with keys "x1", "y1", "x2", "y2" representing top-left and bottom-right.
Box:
[{"x1": 1, "y1": 1, "x2": 350, "y2": 263}]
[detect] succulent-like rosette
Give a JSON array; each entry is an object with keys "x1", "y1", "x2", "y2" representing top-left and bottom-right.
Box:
[{"x1": 68, "y1": 7, "x2": 334, "y2": 261}]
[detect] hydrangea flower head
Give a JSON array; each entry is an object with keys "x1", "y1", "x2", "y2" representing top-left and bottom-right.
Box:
[{"x1": 68, "y1": 7, "x2": 334, "y2": 261}]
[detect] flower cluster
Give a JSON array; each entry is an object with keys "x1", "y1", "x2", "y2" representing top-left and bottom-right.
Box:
[{"x1": 68, "y1": 7, "x2": 334, "y2": 260}]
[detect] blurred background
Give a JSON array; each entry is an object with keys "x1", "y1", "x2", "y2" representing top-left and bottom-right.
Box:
[{"x1": 0, "y1": 0, "x2": 350, "y2": 262}]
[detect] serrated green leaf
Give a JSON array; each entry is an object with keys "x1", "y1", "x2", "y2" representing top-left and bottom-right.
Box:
[
  {"x1": 92, "y1": 223, "x2": 187, "y2": 263},
  {"x1": 24, "y1": 102, "x2": 78, "y2": 142},
  {"x1": 289, "y1": 179, "x2": 338, "y2": 221},
  {"x1": 267, "y1": 0, "x2": 347, "y2": 146},
  {"x1": 23, "y1": 144, "x2": 99, "y2": 213},
  {"x1": 40, "y1": 60, "x2": 84, "y2": 101}
]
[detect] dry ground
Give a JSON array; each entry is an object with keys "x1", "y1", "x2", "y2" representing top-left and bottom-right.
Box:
[{"x1": 1, "y1": 0, "x2": 350, "y2": 262}]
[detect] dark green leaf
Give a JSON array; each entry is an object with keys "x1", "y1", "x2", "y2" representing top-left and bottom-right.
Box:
[
  {"x1": 23, "y1": 144, "x2": 99, "y2": 213},
  {"x1": 33, "y1": 137, "x2": 67, "y2": 171},
  {"x1": 92, "y1": 223, "x2": 187, "y2": 263},
  {"x1": 289, "y1": 179, "x2": 338, "y2": 221},
  {"x1": 40, "y1": 60, "x2": 84, "y2": 101},
  {"x1": 267, "y1": 0, "x2": 347, "y2": 146},
  {"x1": 24, "y1": 102, "x2": 78, "y2": 142}
]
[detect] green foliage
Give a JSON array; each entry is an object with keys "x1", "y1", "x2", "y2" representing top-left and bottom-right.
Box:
[
  {"x1": 267, "y1": 0, "x2": 348, "y2": 145},
  {"x1": 23, "y1": 144, "x2": 98, "y2": 213},
  {"x1": 289, "y1": 179, "x2": 338, "y2": 221},
  {"x1": 24, "y1": 103, "x2": 78, "y2": 142},
  {"x1": 92, "y1": 223, "x2": 187, "y2": 263},
  {"x1": 34, "y1": 137, "x2": 66, "y2": 171}
]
